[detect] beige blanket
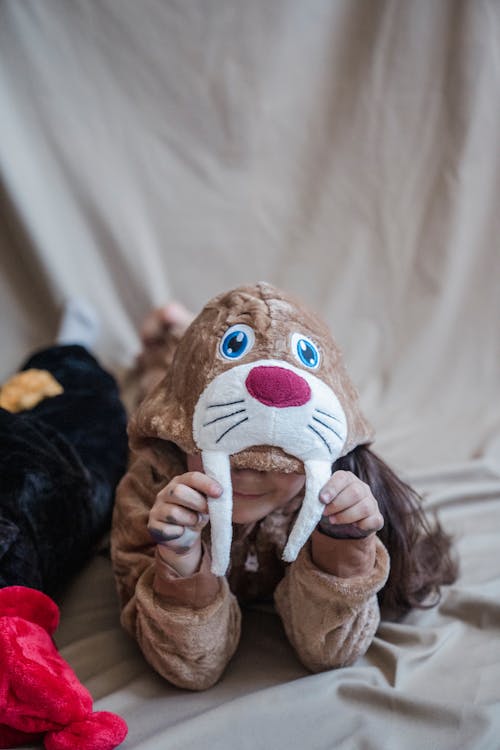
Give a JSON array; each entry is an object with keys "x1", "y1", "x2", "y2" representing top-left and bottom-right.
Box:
[{"x1": 1, "y1": 2, "x2": 499, "y2": 748}]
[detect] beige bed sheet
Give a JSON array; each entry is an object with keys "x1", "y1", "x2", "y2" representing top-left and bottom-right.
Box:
[{"x1": 1, "y1": 1, "x2": 499, "y2": 748}]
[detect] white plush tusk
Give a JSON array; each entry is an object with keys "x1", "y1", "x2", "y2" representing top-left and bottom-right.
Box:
[
  {"x1": 201, "y1": 450, "x2": 233, "y2": 576},
  {"x1": 282, "y1": 459, "x2": 333, "y2": 562}
]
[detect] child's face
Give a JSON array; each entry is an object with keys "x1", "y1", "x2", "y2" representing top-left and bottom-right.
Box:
[{"x1": 186, "y1": 454, "x2": 305, "y2": 524}]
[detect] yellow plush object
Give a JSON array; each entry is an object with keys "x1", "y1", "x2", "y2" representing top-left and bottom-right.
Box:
[{"x1": 0, "y1": 369, "x2": 64, "y2": 413}]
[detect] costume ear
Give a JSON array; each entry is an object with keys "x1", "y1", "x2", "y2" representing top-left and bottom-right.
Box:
[{"x1": 0, "y1": 585, "x2": 59, "y2": 634}]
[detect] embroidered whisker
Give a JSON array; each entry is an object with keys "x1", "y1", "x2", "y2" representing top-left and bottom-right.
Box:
[
  {"x1": 314, "y1": 408, "x2": 342, "y2": 424},
  {"x1": 208, "y1": 399, "x2": 245, "y2": 409},
  {"x1": 307, "y1": 424, "x2": 332, "y2": 455},
  {"x1": 312, "y1": 415, "x2": 343, "y2": 442},
  {"x1": 215, "y1": 416, "x2": 249, "y2": 444},
  {"x1": 203, "y1": 408, "x2": 246, "y2": 427}
]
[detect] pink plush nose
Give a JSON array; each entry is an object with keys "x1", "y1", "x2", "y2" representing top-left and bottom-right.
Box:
[{"x1": 245, "y1": 366, "x2": 311, "y2": 408}]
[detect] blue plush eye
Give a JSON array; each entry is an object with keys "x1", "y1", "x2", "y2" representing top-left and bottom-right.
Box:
[
  {"x1": 220, "y1": 324, "x2": 255, "y2": 360},
  {"x1": 291, "y1": 332, "x2": 320, "y2": 369}
]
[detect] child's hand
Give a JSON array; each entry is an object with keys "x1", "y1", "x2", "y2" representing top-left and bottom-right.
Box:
[
  {"x1": 317, "y1": 470, "x2": 384, "y2": 538},
  {"x1": 148, "y1": 472, "x2": 222, "y2": 575}
]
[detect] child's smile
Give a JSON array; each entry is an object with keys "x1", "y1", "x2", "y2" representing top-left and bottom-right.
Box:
[
  {"x1": 186, "y1": 454, "x2": 305, "y2": 525},
  {"x1": 231, "y1": 468, "x2": 305, "y2": 524}
]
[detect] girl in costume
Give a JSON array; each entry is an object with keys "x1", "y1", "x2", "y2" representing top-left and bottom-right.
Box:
[{"x1": 111, "y1": 282, "x2": 456, "y2": 690}]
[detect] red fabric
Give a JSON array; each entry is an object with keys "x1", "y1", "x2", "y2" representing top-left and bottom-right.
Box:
[
  {"x1": 0, "y1": 724, "x2": 43, "y2": 747},
  {"x1": 0, "y1": 586, "x2": 127, "y2": 750},
  {"x1": 0, "y1": 585, "x2": 59, "y2": 634},
  {"x1": 245, "y1": 365, "x2": 311, "y2": 408},
  {"x1": 45, "y1": 712, "x2": 128, "y2": 750}
]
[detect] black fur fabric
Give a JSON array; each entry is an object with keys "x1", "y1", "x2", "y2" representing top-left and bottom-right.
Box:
[{"x1": 0, "y1": 345, "x2": 128, "y2": 597}]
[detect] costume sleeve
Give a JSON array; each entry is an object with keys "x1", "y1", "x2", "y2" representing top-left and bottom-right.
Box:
[
  {"x1": 110, "y1": 457, "x2": 242, "y2": 690},
  {"x1": 273, "y1": 536, "x2": 389, "y2": 672}
]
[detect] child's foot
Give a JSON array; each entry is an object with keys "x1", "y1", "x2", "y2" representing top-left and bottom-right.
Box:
[
  {"x1": 135, "y1": 302, "x2": 195, "y2": 400},
  {"x1": 139, "y1": 302, "x2": 194, "y2": 346},
  {"x1": 56, "y1": 299, "x2": 99, "y2": 350}
]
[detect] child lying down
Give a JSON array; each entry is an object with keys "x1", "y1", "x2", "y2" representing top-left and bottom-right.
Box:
[{"x1": 111, "y1": 282, "x2": 457, "y2": 690}]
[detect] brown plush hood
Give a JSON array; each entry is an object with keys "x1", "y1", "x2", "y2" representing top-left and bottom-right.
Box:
[{"x1": 130, "y1": 282, "x2": 373, "y2": 574}]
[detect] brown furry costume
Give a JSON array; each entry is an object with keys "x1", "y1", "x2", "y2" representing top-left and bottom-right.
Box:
[{"x1": 111, "y1": 283, "x2": 389, "y2": 689}]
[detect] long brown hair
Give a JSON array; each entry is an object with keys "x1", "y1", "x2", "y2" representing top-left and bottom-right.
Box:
[{"x1": 332, "y1": 445, "x2": 458, "y2": 619}]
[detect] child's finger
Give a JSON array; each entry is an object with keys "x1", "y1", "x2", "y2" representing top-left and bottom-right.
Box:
[
  {"x1": 153, "y1": 502, "x2": 201, "y2": 528},
  {"x1": 356, "y1": 513, "x2": 384, "y2": 532},
  {"x1": 326, "y1": 495, "x2": 374, "y2": 524},
  {"x1": 149, "y1": 522, "x2": 200, "y2": 553},
  {"x1": 148, "y1": 509, "x2": 208, "y2": 545},
  {"x1": 148, "y1": 521, "x2": 185, "y2": 544},
  {"x1": 328, "y1": 501, "x2": 383, "y2": 529},
  {"x1": 172, "y1": 472, "x2": 222, "y2": 500},
  {"x1": 159, "y1": 483, "x2": 209, "y2": 515},
  {"x1": 319, "y1": 470, "x2": 360, "y2": 504},
  {"x1": 321, "y1": 480, "x2": 372, "y2": 517},
  {"x1": 158, "y1": 475, "x2": 220, "y2": 511}
]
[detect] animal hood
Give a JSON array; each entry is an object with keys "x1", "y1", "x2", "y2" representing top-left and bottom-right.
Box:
[{"x1": 130, "y1": 282, "x2": 373, "y2": 575}]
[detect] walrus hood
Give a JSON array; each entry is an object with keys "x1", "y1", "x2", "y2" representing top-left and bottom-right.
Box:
[{"x1": 129, "y1": 282, "x2": 373, "y2": 575}]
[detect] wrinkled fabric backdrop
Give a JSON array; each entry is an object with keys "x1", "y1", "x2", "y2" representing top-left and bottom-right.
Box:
[{"x1": 1, "y1": 2, "x2": 499, "y2": 749}]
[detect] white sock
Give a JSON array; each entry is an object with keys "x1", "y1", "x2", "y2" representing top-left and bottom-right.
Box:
[{"x1": 56, "y1": 299, "x2": 100, "y2": 350}]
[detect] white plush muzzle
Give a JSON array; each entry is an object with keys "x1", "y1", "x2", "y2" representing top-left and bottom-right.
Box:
[{"x1": 193, "y1": 359, "x2": 347, "y2": 575}]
